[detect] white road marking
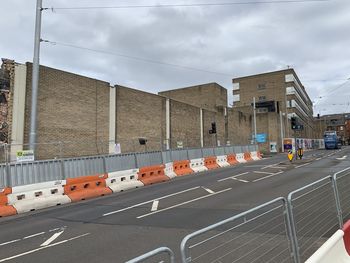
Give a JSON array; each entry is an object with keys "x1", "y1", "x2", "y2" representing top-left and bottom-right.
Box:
[
  {"x1": 137, "y1": 188, "x2": 232, "y2": 219},
  {"x1": 232, "y1": 178, "x2": 249, "y2": 183},
  {"x1": 23, "y1": 232, "x2": 45, "y2": 239},
  {"x1": 316, "y1": 157, "x2": 322, "y2": 161},
  {"x1": 103, "y1": 186, "x2": 201, "y2": 217},
  {"x1": 40, "y1": 230, "x2": 64, "y2": 247},
  {"x1": 253, "y1": 171, "x2": 274, "y2": 175},
  {"x1": 336, "y1": 155, "x2": 347, "y2": 160},
  {"x1": 261, "y1": 163, "x2": 282, "y2": 170},
  {"x1": 202, "y1": 187, "x2": 215, "y2": 194},
  {"x1": 0, "y1": 233, "x2": 90, "y2": 262},
  {"x1": 295, "y1": 163, "x2": 311, "y2": 169},
  {"x1": 49, "y1": 226, "x2": 66, "y2": 232},
  {"x1": 217, "y1": 172, "x2": 249, "y2": 182},
  {"x1": 151, "y1": 200, "x2": 159, "y2": 212},
  {"x1": 253, "y1": 171, "x2": 284, "y2": 182},
  {"x1": 0, "y1": 239, "x2": 20, "y2": 247},
  {"x1": 268, "y1": 166, "x2": 287, "y2": 169}
]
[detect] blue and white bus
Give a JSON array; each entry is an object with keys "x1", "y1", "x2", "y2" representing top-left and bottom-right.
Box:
[{"x1": 324, "y1": 131, "x2": 341, "y2": 149}]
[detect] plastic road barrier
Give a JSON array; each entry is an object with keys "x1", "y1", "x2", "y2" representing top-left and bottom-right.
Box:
[
  {"x1": 0, "y1": 188, "x2": 17, "y2": 217},
  {"x1": 216, "y1": 155, "x2": 230, "y2": 167},
  {"x1": 236, "y1": 153, "x2": 247, "y2": 163},
  {"x1": 7, "y1": 181, "x2": 71, "y2": 213},
  {"x1": 164, "y1": 162, "x2": 177, "y2": 179},
  {"x1": 173, "y1": 160, "x2": 193, "y2": 176},
  {"x1": 227, "y1": 154, "x2": 239, "y2": 165},
  {"x1": 244, "y1": 152, "x2": 253, "y2": 162},
  {"x1": 204, "y1": 156, "x2": 220, "y2": 170},
  {"x1": 64, "y1": 174, "x2": 112, "y2": 202},
  {"x1": 137, "y1": 165, "x2": 170, "y2": 185},
  {"x1": 190, "y1": 158, "x2": 208, "y2": 173},
  {"x1": 250, "y1": 151, "x2": 262, "y2": 161},
  {"x1": 106, "y1": 169, "x2": 144, "y2": 193}
]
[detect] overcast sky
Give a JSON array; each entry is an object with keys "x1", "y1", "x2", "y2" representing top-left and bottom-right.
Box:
[{"x1": 1, "y1": 0, "x2": 350, "y2": 116}]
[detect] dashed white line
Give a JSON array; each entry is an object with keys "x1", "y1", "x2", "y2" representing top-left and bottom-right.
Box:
[
  {"x1": 103, "y1": 186, "x2": 201, "y2": 217},
  {"x1": 40, "y1": 231, "x2": 64, "y2": 247},
  {"x1": 0, "y1": 233, "x2": 90, "y2": 263},
  {"x1": 316, "y1": 157, "x2": 322, "y2": 161},
  {"x1": 253, "y1": 171, "x2": 284, "y2": 182},
  {"x1": 261, "y1": 163, "x2": 282, "y2": 170},
  {"x1": 23, "y1": 232, "x2": 45, "y2": 240},
  {"x1": 202, "y1": 187, "x2": 215, "y2": 194},
  {"x1": 137, "y1": 188, "x2": 232, "y2": 219},
  {"x1": 295, "y1": 163, "x2": 311, "y2": 169},
  {"x1": 217, "y1": 172, "x2": 249, "y2": 182},
  {"x1": 151, "y1": 200, "x2": 159, "y2": 212},
  {"x1": 232, "y1": 178, "x2": 249, "y2": 183},
  {"x1": 0, "y1": 239, "x2": 20, "y2": 247}
]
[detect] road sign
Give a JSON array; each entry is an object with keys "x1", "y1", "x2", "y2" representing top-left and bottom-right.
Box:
[
  {"x1": 256, "y1": 133, "x2": 267, "y2": 143},
  {"x1": 287, "y1": 151, "x2": 294, "y2": 162}
]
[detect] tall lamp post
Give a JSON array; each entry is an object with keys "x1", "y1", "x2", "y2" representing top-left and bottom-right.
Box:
[{"x1": 29, "y1": 0, "x2": 43, "y2": 151}]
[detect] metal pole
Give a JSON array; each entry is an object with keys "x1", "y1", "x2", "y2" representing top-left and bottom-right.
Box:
[
  {"x1": 280, "y1": 111, "x2": 284, "y2": 152},
  {"x1": 253, "y1": 97, "x2": 257, "y2": 144},
  {"x1": 29, "y1": 0, "x2": 43, "y2": 151}
]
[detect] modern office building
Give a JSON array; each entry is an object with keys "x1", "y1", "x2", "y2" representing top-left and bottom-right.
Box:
[{"x1": 232, "y1": 69, "x2": 315, "y2": 152}]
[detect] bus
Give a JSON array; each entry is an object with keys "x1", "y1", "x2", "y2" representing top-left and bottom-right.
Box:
[{"x1": 324, "y1": 131, "x2": 341, "y2": 149}]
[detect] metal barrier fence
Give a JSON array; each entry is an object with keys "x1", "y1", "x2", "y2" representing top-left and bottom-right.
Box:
[
  {"x1": 125, "y1": 247, "x2": 175, "y2": 263},
  {"x1": 287, "y1": 176, "x2": 340, "y2": 262},
  {"x1": 180, "y1": 198, "x2": 294, "y2": 263},
  {"x1": 128, "y1": 168, "x2": 350, "y2": 263},
  {"x1": 0, "y1": 145, "x2": 258, "y2": 188}
]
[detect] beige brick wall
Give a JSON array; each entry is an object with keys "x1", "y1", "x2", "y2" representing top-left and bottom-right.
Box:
[
  {"x1": 159, "y1": 82, "x2": 227, "y2": 112},
  {"x1": 116, "y1": 86, "x2": 166, "y2": 153},
  {"x1": 24, "y1": 63, "x2": 110, "y2": 159},
  {"x1": 169, "y1": 99, "x2": 201, "y2": 148},
  {"x1": 227, "y1": 107, "x2": 252, "y2": 146}
]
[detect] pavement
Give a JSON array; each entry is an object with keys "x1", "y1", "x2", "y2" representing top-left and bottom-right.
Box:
[{"x1": 0, "y1": 147, "x2": 349, "y2": 263}]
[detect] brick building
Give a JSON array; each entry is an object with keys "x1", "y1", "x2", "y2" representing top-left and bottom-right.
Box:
[
  {"x1": 314, "y1": 113, "x2": 350, "y2": 145},
  {"x1": 232, "y1": 69, "x2": 315, "y2": 152},
  {"x1": 1, "y1": 59, "x2": 253, "y2": 159}
]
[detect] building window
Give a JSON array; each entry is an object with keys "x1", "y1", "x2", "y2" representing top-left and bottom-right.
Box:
[
  {"x1": 258, "y1": 96, "x2": 266, "y2": 101},
  {"x1": 257, "y1": 83, "x2": 266, "y2": 90}
]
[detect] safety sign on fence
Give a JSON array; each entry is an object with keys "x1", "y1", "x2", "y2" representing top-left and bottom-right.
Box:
[{"x1": 16, "y1": 150, "x2": 35, "y2": 162}]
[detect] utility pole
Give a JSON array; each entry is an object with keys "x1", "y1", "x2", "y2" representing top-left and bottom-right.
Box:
[
  {"x1": 253, "y1": 97, "x2": 257, "y2": 144},
  {"x1": 29, "y1": 0, "x2": 43, "y2": 151}
]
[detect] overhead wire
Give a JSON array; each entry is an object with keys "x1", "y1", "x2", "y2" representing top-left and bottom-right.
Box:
[
  {"x1": 41, "y1": 39, "x2": 233, "y2": 76},
  {"x1": 43, "y1": 0, "x2": 331, "y2": 10}
]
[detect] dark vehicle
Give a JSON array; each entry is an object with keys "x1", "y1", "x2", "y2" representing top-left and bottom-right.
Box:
[{"x1": 324, "y1": 131, "x2": 341, "y2": 149}]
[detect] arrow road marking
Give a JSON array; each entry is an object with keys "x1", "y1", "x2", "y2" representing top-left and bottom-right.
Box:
[{"x1": 40, "y1": 230, "x2": 64, "y2": 247}]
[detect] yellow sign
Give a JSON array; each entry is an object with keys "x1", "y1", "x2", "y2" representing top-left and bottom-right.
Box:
[{"x1": 288, "y1": 151, "x2": 294, "y2": 161}]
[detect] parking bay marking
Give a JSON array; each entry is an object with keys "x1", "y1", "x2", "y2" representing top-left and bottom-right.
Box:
[{"x1": 137, "y1": 188, "x2": 232, "y2": 219}]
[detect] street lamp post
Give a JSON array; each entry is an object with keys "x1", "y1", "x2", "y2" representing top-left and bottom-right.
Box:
[{"x1": 29, "y1": 0, "x2": 43, "y2": 151}]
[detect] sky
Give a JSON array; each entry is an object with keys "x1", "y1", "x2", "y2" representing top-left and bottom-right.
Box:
[{"x1": 1, "y1": 0, "x2": 350, "y2": 116}]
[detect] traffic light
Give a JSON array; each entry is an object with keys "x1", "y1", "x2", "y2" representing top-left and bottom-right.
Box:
[
  {"x1": 211, "y1": 122, "x2": 217, "y2": 134},
  {"x1": 291, "y1": 117, "x2": 297, "y2": 130}
]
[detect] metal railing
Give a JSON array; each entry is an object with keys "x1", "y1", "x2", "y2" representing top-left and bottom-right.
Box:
[
  {"x1": 180, "y1": 198, "x2": 294, "y2": 263},
  {"x1": 125, "y1": 247, "x2": 175, "y2": 263},
  {"x1": 127, "y1": 167, "x2": 350, "y2": 263}
]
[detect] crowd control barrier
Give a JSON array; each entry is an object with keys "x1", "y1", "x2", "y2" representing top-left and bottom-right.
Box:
[
  {"x1": 7, "y1": 181, "x2": 70, "y2": 213},
  {"x1": 106, "y1": 169, "x2": 143, "y2": 193},
  {"x1": 64, "y1": 174, "x2": 112, "y2": 202}
]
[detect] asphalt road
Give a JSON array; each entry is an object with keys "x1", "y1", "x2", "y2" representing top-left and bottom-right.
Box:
[{"x1": 0, "y1": 147, "x2": 349, "y2": 263}]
